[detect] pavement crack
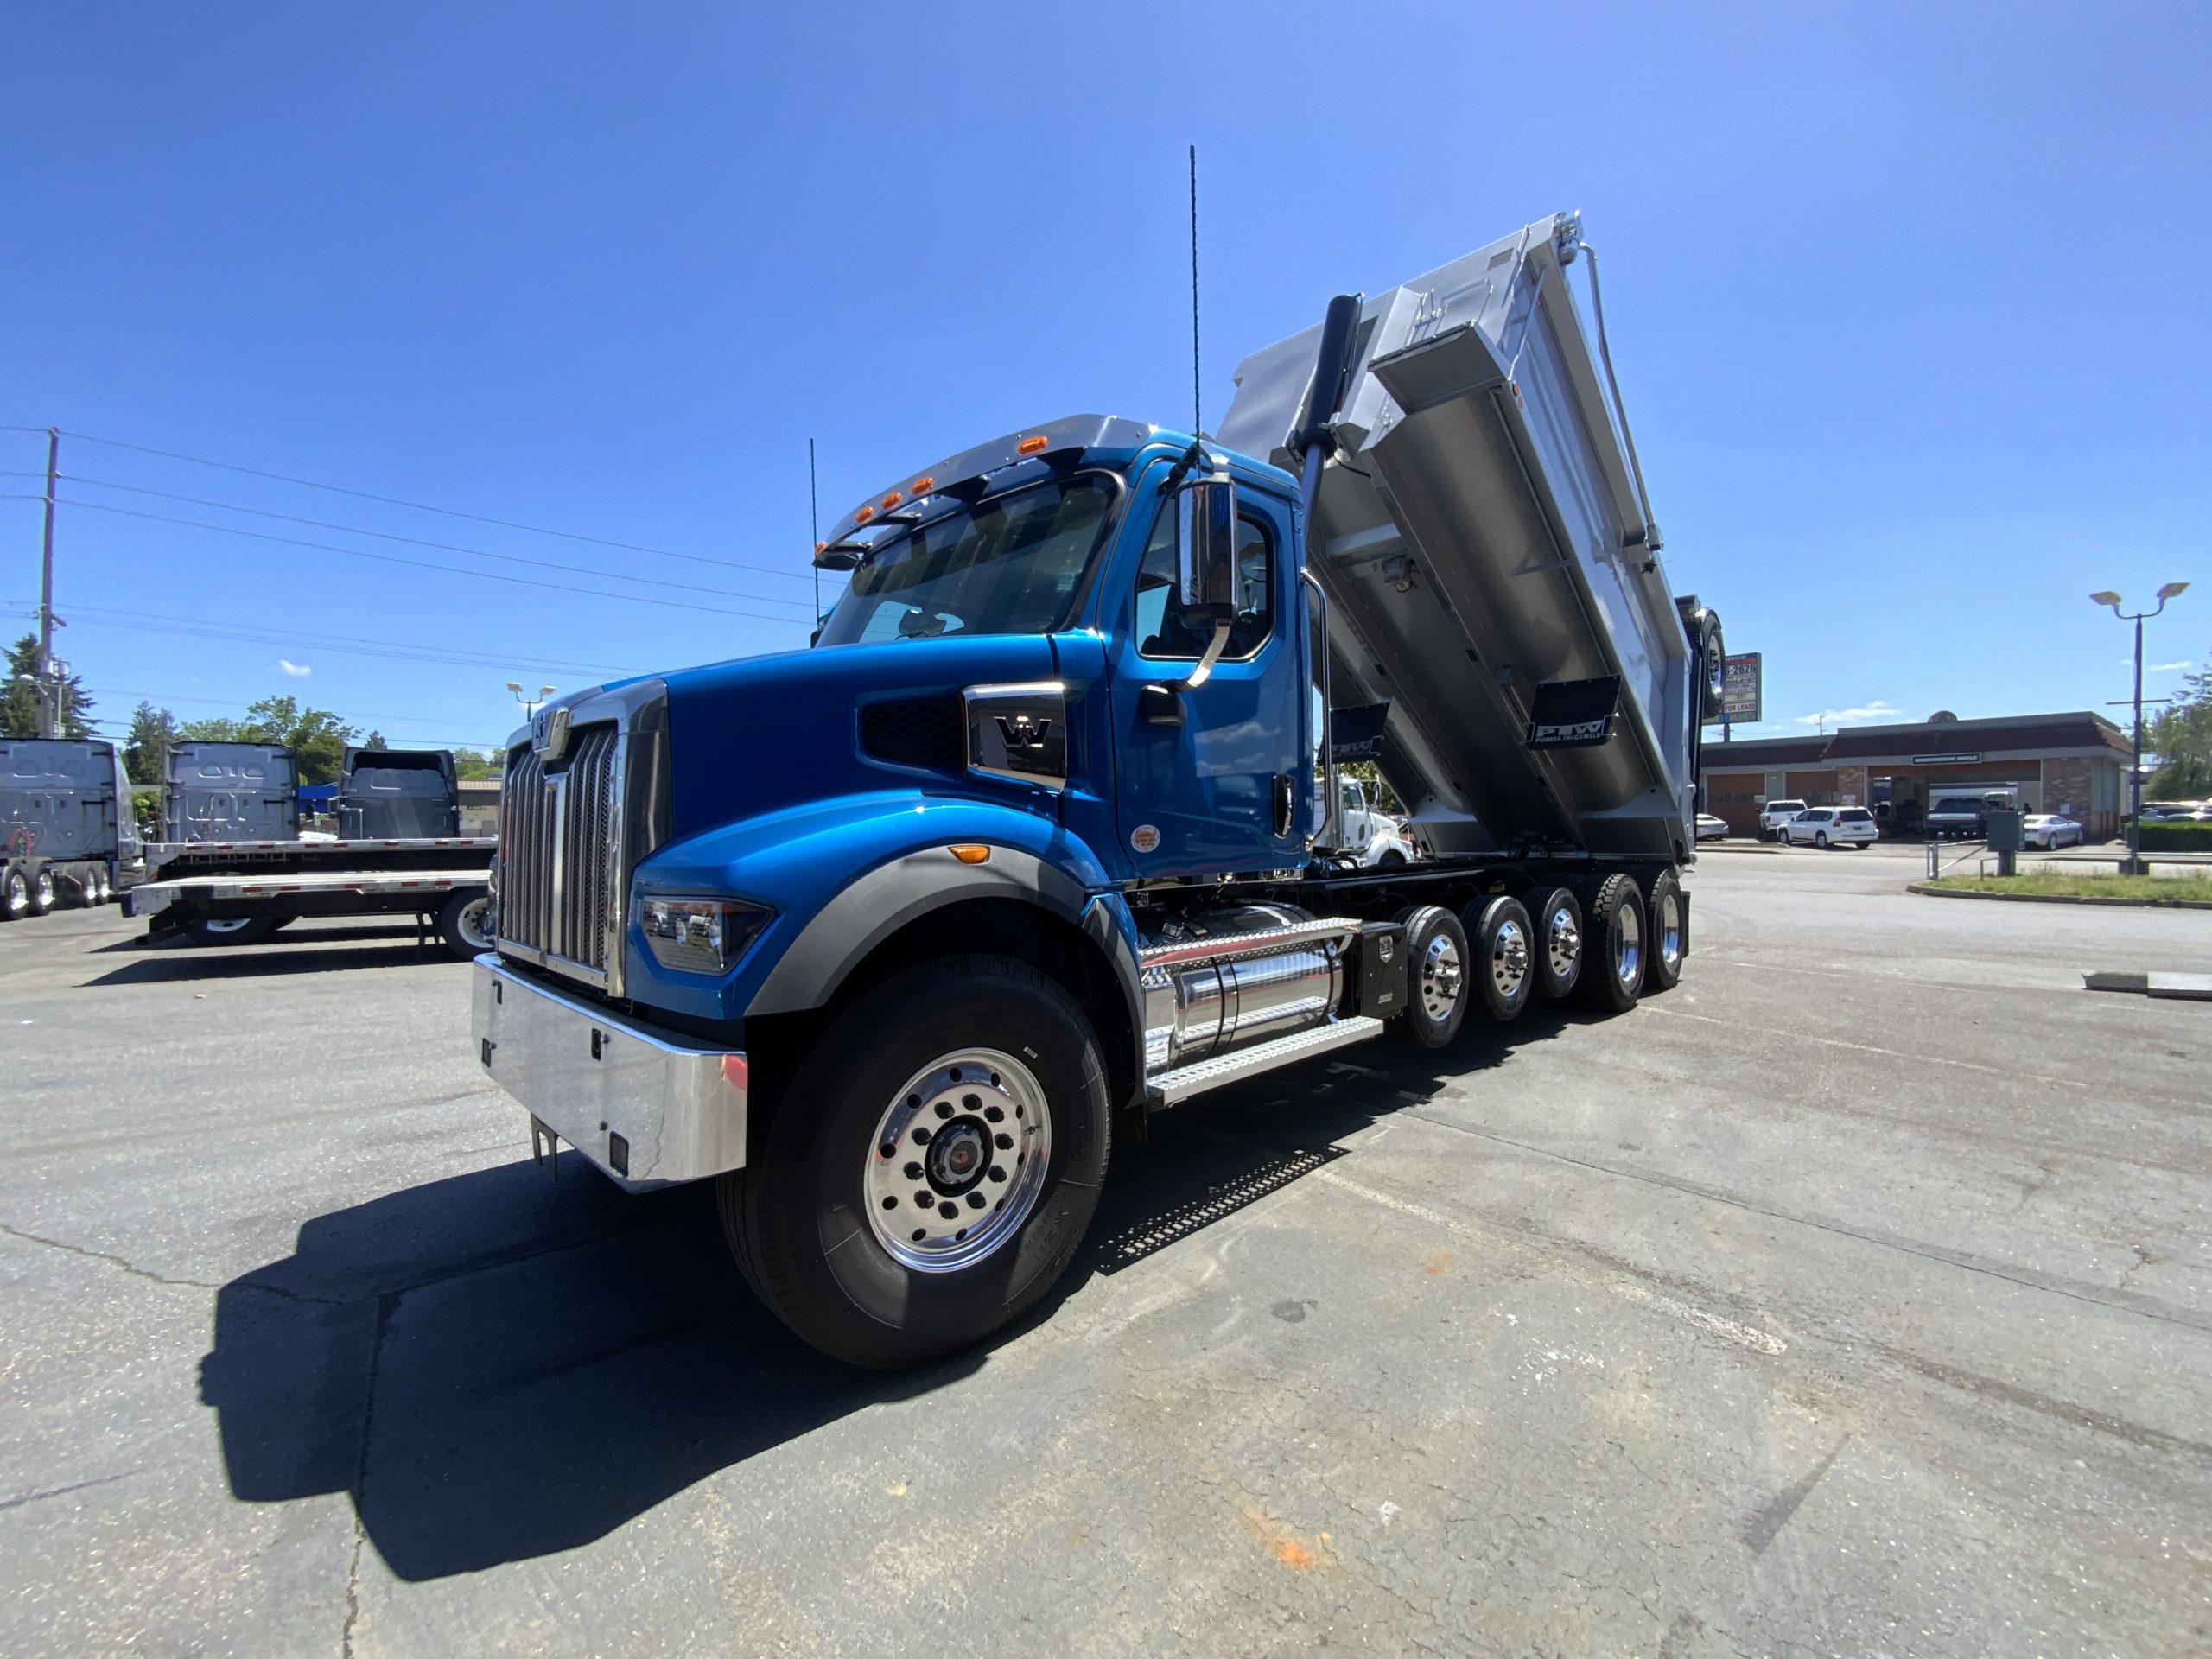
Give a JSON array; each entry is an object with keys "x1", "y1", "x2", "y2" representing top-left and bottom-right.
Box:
[
  {"x1": 340, "y1": 1292, "x2": 396, "y2": 1658},
  {"x1": 0, "y1": 1471, "x2": 137, "y2": 1513},
  {"x1": 0, "y1": 1219, "x2": 221, "y2": 1291}
]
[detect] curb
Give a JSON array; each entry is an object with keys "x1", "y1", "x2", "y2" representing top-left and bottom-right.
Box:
[{"x1": 1907, "y1": 882, "x2": 2212, "y2": 912}]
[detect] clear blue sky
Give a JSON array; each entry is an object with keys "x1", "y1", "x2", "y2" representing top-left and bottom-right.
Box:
[{"x1": 4, "y1": 3, "x2": 2206, "y2": 751}]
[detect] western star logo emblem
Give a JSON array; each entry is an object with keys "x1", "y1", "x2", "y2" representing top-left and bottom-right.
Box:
[
  {"x1": 995, "y1": 714, "x2": 1053, "y2": 751},
  {"x1": 530, "y1": 706, "x2": 571, "y2": 760}
]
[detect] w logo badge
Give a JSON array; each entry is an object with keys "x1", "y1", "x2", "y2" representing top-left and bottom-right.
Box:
[{"x1": 995, "y1": 714, "x2": 1053, "y2": 751}]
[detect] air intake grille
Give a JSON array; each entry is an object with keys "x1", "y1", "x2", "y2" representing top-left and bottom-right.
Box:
[
  {"x1": 499, "y1": 724, "x2": 621, "y2": 976},
  {"x1": 860, "y1": 696, "x2": 965, "y2": 774}
]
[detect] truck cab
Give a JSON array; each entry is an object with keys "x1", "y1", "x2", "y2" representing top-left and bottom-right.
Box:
[{"x1": 474, "y1": 216, "x2": 1726, "y2": 1366}]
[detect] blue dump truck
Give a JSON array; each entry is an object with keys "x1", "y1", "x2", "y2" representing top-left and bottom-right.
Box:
[{"x1": 474, "y1": 213, "x2": 1728, "y2": 1366}]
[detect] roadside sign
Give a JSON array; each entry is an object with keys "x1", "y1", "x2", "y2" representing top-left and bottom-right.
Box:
[{"x1": 1704, "y1": 652, "x2": 1762, "y2": 725}]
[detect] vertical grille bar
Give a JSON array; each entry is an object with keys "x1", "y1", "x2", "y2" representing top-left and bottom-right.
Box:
[{"x1": 498, "y1": 723, "x2": 623, "y2": 980}]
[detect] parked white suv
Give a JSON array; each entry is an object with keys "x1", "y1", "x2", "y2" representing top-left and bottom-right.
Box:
[
  {"x1": 1758, "y1": 798, "x2": 1808, "y2": 839},
  {"x1": 1779, "y1": 807, "x2": 1878, "y2": 849}
]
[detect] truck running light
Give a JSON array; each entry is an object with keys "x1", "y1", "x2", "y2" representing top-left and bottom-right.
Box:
[
  {"x1": 948, "y1": 844, "x2": 991, "y2": 864},
  {"x1": 1016, "y1": 435, "x2": 1049, "y2": 455},
  {"x1": 640, "y1": 896, "x2": 772, "y2": 975},
  {"x1": 879, "y1": 491, "x2": 903, "y2": 510},
  {"x1": 909, "y1": 476, "x2": 935, "y2": 495},
  {"x1": 854, "y1": 505, "x2": 874, "y2": 524}
]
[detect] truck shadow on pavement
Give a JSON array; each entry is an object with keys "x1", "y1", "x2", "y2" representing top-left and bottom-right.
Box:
[
  {"x1": 198, "y1": 1008, "x2": 1568, "y2": 1581},
  {"x1": 84, "y1": 926, "x2": 454, "y2": 985}
]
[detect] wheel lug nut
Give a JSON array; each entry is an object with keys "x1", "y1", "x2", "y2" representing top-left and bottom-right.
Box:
[
  {"x1": 912, "y1": 1127, "x2": 930, "y2": 1144},
  {"x1": 904, "y1": 1162, "x2": 923, "y2": 1180},
  {"x1": 988, "y1": 1166, "x2": 1006, "y2": 1183},
  {"x1": 934, "y1": 1101, "x2": 952, "y2": 1119},
  {"x1": 994, "y1": 1132, "x2": 1012, "y2": 1150},
  {"x1": 913, "y1": 1190, "x2": 932, "y2": 1207},
  {"x1": 938, "y1": 1202, "x2": 958, "y2": 1220},
  {"x1": 984, "y1": 1105, "x2": 1004, "y2": 1122},
  {"x1": 962, "y1": 1093, "x2": 980, "y2": 1109},
  {"x1": 967, "y1": 1192, "x2": 987, "y2": 1210}
]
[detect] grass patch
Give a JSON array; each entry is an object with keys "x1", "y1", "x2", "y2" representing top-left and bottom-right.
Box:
[{"x1": 1926, "y1": 871, "x2": 2212, "y2": 901}]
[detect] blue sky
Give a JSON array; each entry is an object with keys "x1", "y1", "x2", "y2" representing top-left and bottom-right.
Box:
[{"x1": 3, "y1": 3, "x2": 2206, "y2": 751}]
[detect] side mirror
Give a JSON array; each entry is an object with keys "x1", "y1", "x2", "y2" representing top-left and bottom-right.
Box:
[{"x1": 1173, "y1": 475, "x2": 1239, "y2": 624}]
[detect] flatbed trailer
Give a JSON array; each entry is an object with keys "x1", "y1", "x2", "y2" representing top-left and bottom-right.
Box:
[{"x1": 130, "y1": 836, "x2": 495, "y2": 955}]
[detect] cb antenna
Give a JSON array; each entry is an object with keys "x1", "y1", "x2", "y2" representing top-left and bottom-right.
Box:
[
  {"x1": 808, "y1": 437, "x2": 822, "y2": 630},
  {"x1": 1189, "y1": 143, "x2": 1201, "y2": 437}
]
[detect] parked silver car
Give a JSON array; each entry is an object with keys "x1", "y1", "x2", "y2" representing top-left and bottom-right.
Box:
[
  {"x1": 1695, "y1": 813, "x2": 1730, "y2": 842},
  {"x1": 1779, "y1": 806, "x2": 1877, "y2": 849},
  {"x1": 2022, "y1": 814, "x2": 2084, "y2": 849}
]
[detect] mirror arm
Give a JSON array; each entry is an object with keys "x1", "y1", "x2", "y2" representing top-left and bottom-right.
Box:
[{"x1": 1179, "y1": 620, "x2": 1234, "y2": 690}]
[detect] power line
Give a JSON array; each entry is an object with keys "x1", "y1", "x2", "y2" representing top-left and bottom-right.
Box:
[
  {"x1": 1, "y1": 600, "x2": 636, "y2": 677},
  {"x1": 85, "y1": 683, "x2": 505, "y2": 735},
  {"x1": 0, "y1": 470, "x2": 813, "y2": 607},
  {"x1": 47, "y1": 426, "x2": 813, "y2": 582},
  {"x1": 16, "y1": 495, "x2": 811, "y2": 624}
]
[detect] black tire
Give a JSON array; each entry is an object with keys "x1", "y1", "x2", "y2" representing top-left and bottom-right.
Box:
[
  {"x1": 1375, "y1": 849, "x2": 1407, "y2": 869},
  {"x1": 57, "y1": 871, "x2": 90, "y2": 910},
  {"x1": 1574, "y1": 874, "x2": 1645, "y2": 1014},
  {"x1": 1814, "y1": 831, "x2": 1828, "y2": 849},
  {"x1": 1393, "y1": 905, "x2": 1469, "y2": 1047},
  {"x1": 1526, "y1": 885, "x2": 1584, "y2": 1000},
  {"x1": 1459, "y1": 895, "x2": 1534, "y2": 1023},
  {"x1": 719, "y1": 955, "x2": 1110, "y2": 1369},
  {"x1": 29, "y1": 868, "x2": 55, "y2": 917},
  {"x1": 183, "y1": 915, "x2": 281, "y2": 946},
  {"x1": 0, "y1": 867, "x2": 27, "y2": 922},
  {"x1": 1643, "y1": 868, "x2": 1687, "y2": 994},
  {"x1": 437, "y1": 887, "x2": 492, "y2": 959}
]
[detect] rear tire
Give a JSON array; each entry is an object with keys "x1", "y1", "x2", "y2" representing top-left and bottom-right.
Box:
[
  {"x1": 1376, "y1": 849, "x2": 1406, "y2": 869},
  {"x1": 1643, "y1": 868, "x2": 1686, "y2": 994},
  {"x1": 0, "y1": 868, "x2": 27, "y2": 922},
  {"x1": 720, "y1": 955, "x2": 1109, "y2": 1369},
  {"x1": 29, "y1": 868, "x2": 55, "y2": 916},
  {"x1": 1393, "y1": 906, "x2": 1469, "y2": 1048},
  {"x1": 437, "y1": 887, "x2": 492, "y2": 959},
  {"x1": 1460, "y1": 895, "x2": 1533, "y2": 1023},
  {"x1": 183, "y1": 915, "x2": 281, "y2": 946},
  {"x1": 1574, "y1": 874, "x2": 1645, "y2": 1014},
  {"x1": 1527, "y1": 886, "x2": 1584, "y2": 1000}
]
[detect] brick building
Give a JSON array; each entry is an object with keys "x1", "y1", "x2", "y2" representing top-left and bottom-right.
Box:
[{"x1": 1700, "y1": 712, "x2": 2132, "y2": 839}]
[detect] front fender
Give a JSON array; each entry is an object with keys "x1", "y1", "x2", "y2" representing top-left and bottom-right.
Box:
[{"x1": 625, "y1": 791, "x2": 1129, "y2": 1027}]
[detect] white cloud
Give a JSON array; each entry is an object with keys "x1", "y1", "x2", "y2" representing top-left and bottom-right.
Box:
[
  {"x1": 278, "y1": 659, "x2": 312, "y2": 677},
  {"x1": 1794, "y1": 700, "x2": 1902, "y2": 728},
  {"x1": 2148, "y1": 661, "x2": 2193, "y2": 672}
]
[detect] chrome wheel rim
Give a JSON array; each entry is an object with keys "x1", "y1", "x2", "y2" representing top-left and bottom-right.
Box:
[
  {"x1": 1546, "y1": 904, "x2": 1581, "y2": 983},
  {"x1": 1657, "y1": 891, "x2": 1683, "y2": 972},
  {"x1": 864, "y1": 1048, "x2": 1052, "y2": 1274},
  {"x1": 456, "y1": 895, "x2": 492, "y2": 950},
  {"x1": 1420, "y1": 932, "x2": 1464, "y2": 1020},
  {"x1": 1489, "y1": 918, "x2": 1530, "y2": 1002},
  {"x1": 34, "y1": 873, "x2": 54, "y2": 906},
  {"x1": 199, "y1": 917, "x2": 256, "y2": 935},
  {"x1": 1616, "y1": 901, "x2": 1643, "y2": 988}
]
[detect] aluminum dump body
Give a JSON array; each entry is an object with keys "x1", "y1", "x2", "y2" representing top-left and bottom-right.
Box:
[
  {"x1": 164, "y1": 742, "x2": 299, "y2": 842},
  {"x1": 0, "y1": 740, "x2": 140, "y2": 864},
  {"x1": 335, "y1": 747, "x2": 460, "y2": 839},
  {"x1": 1219, "y1": 213, "x2": 1703, "y2": 860}
]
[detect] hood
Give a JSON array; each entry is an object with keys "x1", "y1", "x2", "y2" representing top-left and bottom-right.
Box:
[{"x1": 660, "y1": 632, "x2": 1061, "y2": 838}]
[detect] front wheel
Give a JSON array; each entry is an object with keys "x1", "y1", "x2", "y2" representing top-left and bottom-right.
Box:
[
  {"x1": 1814, "y1": 831, "x2": 1828, "y2": 849},
  {"x1": 1375, "y1": 849, "x2": 1407, "y2": 869},
  {"x1": 720, "y1": 956, "x2": 1110, "y2": 1369}
]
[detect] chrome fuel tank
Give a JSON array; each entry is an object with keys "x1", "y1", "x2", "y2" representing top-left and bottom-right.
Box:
[{"x1": 1139, "y1": 905, "x2": 1350, "y2": 1074}]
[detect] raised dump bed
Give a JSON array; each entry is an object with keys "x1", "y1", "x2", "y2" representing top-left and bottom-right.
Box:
[{"x1": 1220, "y1": 211, "x2": 1717, "y2": 861}]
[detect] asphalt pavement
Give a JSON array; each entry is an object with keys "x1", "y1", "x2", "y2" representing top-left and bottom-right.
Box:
[{"x1": 3, "y1": 854, "x2": 2209, "y2": 1657}]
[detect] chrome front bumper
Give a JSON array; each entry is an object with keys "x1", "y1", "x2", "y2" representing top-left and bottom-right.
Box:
[{"x1": 471, "y1": 954, "x2": 747, "y2": 1191}]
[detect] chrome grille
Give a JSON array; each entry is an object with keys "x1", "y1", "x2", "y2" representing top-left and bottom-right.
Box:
[{"x1": 499, "y1": 723, "x2": 622, "y2": 982}]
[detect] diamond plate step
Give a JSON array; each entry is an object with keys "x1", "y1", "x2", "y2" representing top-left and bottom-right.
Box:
[{"x1": 1149, "y1": 1016, "x2": 1386, "y2": 1105}]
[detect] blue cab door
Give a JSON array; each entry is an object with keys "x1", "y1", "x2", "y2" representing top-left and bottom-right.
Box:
[{"x1": 1105, "y1": 462, "x2": 1306, "y2": 879}]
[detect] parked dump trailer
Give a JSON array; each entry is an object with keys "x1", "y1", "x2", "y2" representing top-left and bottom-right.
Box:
[
  {"x1": 471, "y1": 212, "x2": 1726, "y2": 1366},
  {"x1": 0, "y1": 739, "x2": 142, "y2": 921},
  {"x1": 132, "y1": 746, "x2": 492, "y2": 953}
]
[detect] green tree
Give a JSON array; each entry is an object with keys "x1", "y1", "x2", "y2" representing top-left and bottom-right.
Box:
[
  {"x1": 2147, "y1": 660, "x2": 2212, "y2": 799},
  {"x1": 451, "y1": 747, "x2": 500, "y2": 780},
  {"x1": 362, "y1": 729, "x2": 388, "y2": 751},
  {"x1": 124, "y1": 700, "x2": 179, "y2": 785},
  {"x1": 1, "y1": 632, "x2": 94, "y2": 739},
  {"x1": 178, "y1": 694, "x2": 359, "y2": 785}
]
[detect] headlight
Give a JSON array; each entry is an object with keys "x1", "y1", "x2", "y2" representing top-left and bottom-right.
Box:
[{"x1": 639, "y1": 896, "x2": 773, "y2": 974}]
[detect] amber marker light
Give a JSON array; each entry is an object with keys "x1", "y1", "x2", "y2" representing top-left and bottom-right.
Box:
[
  {"x1": 815, "y1": 541, "x2": 827, "y2": 553},
  {"x1": 910, "y1": 475, "x2": 935, "y2": 495},
  {"x1": 1016, "y1": 435, "x2": 1049, "y2": 455},
  {"x1": 854, "y1": 505, "x2": 874, "y2": 524},
  {"x1": 948, "y1": 844, "x2": 991, "y2": 864},
  {"x1": 880, "y1": 491, "x2": 903, "y2": 510}
]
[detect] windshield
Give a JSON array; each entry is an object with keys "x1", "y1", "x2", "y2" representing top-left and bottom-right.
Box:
[
  {"x1": 1933, "y1": 798, "x2": 1980, "y2": 813},
  {"x1": 815, "y1": 476, "x2": 1116, "y2": 647}
]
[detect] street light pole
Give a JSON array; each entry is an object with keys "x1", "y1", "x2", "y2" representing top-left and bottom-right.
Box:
[
  {"x1": 2091, "y1": 582, "x2": 2190, "y2": 874},
  {"x1": 505, "y1": 682, "x2": 558, "y2": 719}
]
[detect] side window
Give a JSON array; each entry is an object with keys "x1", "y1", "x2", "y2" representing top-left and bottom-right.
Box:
[{"x1": 1135, "y1": 501, "x2": 1274, "y2": 661}]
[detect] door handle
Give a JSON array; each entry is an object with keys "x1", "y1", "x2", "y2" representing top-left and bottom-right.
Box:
[{"x1": 1272, "y1": 774, "x2": 1295, "y2": 837}]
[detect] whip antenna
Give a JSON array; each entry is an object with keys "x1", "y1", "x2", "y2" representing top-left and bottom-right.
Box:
[
  {"x1": 808, "y1": 437, "x2": 821, "y2": 629},
  {"x1": 1189, "y1": 143, "x2": 1201, "y2": 436}
]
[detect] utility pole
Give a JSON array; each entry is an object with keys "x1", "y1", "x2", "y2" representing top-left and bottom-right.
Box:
[{"x1": 37, "y1": 428, "x2": 58, "y2": 739}]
